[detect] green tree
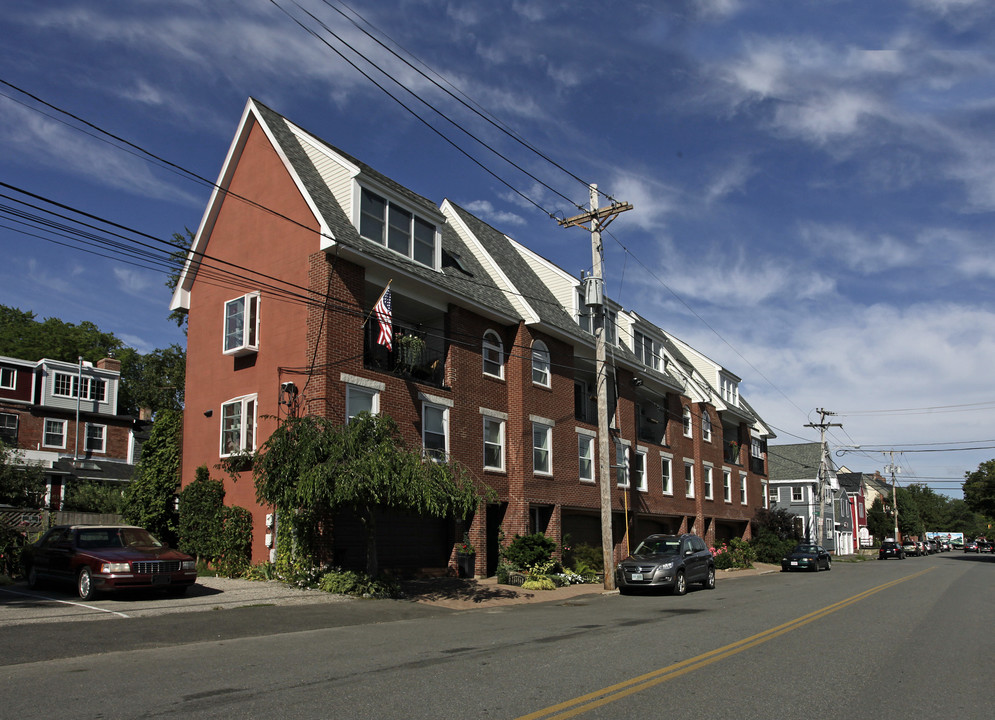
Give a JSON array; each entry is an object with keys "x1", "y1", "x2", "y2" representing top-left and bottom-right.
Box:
[
  {"x1": 122, "y1": 409, "x2": 181, "y2": 545},
  {"x1": 165, "y1": 229, "x2": 194, "y2": 331},
  {"x1": 248, "y1": 412, "x2": 488, "y2": 576},
  {"x1": 867, "y1": 496, "x2": 893, "y2": 543},
  {"x1": 0, "y1": 442, "x2": 44, "y2": 507},
  {"x1": 118, "y1": 344, "x2": 186, "y2": 416},
  {"x1": 177, "y1": 466, "x2": 226, "y2": 563},
  {"x1": 0, "y1": 306, "x2": 124, "y2": 364},
  {"x1": 61, "y1": 480, "x2": 125, "y2": 514},
  {"x1": 964, "y1": 460, "x2": 995, "y2": 520}
]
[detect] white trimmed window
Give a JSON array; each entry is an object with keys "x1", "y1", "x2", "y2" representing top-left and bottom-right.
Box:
[
  {"x1": 683, "y1": 406, "x2": 692, "y2": 438},
  {"x1": 723, "y1": 469, "x2": 732, "y2": 502},
  {"x1": 44, "y1": 418, "x2": 67, "y2": 449},
  {"x1": 661, "y1": 456, "x2": 673, "y2": 495},
  {"x1": 684, "y1": 461, "x2": 695, "y2": 498},
  {"x1": 703, "y1": 466, "x2": 713, "y2": 499},
  {"x1": 532, "y1": 340, "x2": 550, "y2": 387},
  {"x1": 346, "y1": 385, "x2": 379, "y2": 421},
  {"x1": 223, "y1": 292, "x2": 259, "y2": 356},
  {"x1": 605, "y1": 309, "x2": 618, "y2": 346},
  {"x1": 221, "y1": 395, "x2": 256, "y2": 457},
  {"x1": 85, "y1": 423, "x2": 106, "y2": 453},
  {"x1": 741, "y1": 474, "x2": 748, "y2": 505},
  {"x1": 701, "y1": 411, "x2": 712, "y2": 442},
  {"x1": 533, "y1": 422, "x2": 552, "y2": 475},
  {"x1": 616, "y1": 443, "x2": 629, "y2": 487},
  {"x1": 53, "y1": 372, "x2": 106, "y2": 402},
  {"x1": 422, "y1": 403, "x2": 449, "y2": 461},
  {"x1": 720, "y1": 375, "x2": 739, "y2": 406},
  {"x1": 632, "y1": 450, "x2": 647, "y2": 492},
  {"x1": 0, "y1": 367, "x2": 15, "y2": 390},
  {"x1": 483, "y1": 417, "x2": 505, "y2": 471},
  {"x1": 634, "y1": 332, "x2": 662, "y2": 371},
  {"x1": 792, "y1": 486, "x2": 803, "y2": 502},
  {"x1": 359, "y1": 188, "x2": 437, "y2": 268},
  {"x1": 578, "y1": 435, "x2": 594, "y2": 482},
  {"x1": 482, "y1": 330, "x2": 504, "y2": 378}
]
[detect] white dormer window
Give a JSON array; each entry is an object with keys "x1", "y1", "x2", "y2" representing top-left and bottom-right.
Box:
[
  {"x1": 224, "y1": 292, "x2": 259, "y2": 356},
  {"x1": 53, "y1": 372, "x2": 107, "y2": 402},
  {"x1": 634, "y1": 332, "x2": 661, "y2": 371},
  {"x1": 360, "y1": 188, "x2": 437, "y2": 268},
  {"x1": 701, "y1": 410, "x2": 712, "y2": 442},
  {"x1": 720, "y1": 375, "x2": 739, "y2": 406}
]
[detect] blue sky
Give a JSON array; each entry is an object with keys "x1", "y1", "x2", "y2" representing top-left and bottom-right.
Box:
[{"x1": 3, "y1": 0, "x2": 995, "y2": 499}]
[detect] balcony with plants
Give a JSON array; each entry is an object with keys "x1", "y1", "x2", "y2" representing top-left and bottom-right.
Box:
[{"x1": 364, "y1": 323, "x2": 446, "y2": 388}]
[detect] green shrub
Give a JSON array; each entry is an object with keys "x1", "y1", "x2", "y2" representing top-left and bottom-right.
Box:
[
  {"x1": 712, "y1": 537, "x2": 756, "y2": 569},
  {"x1": 318, "y1": 568, "x2": 401, "y2": 598},
  {"x1": 214, "y1": 506, "x2": 253, "y2": 577},
  {"x1": 563, "y1": 540, "x2": 603, "y2": 573},
  {"x1": 749, "y1": 532, "x2": 798, "y2": 564},
  {"x1": 502, "y1": 532, "x2": 557, "y2": 570}
]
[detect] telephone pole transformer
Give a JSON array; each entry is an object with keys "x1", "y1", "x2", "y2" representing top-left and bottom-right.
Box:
[
  {"x1": 804, "y1": 408, "x2": 842, "y2": 547},
  {"x1": 559, "y1": 186, "x2": 632, "y2": 590}
]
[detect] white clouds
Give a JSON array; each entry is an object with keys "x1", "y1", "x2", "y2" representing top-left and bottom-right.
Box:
[
  {"x1": 461, "y1": 200, "x2": 527, "y2": 227},
  {"x1": 113, "y1": 267, "x2": 158, "y2": 297},
  {"x1": 799, "y1": 223, "x2": 920, "y2": 273},
  {"x1": 774, "y1": 90, "x2": 883, "y2": 144}
]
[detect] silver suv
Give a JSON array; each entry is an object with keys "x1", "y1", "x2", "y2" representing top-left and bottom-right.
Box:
[{"x1": 615, "y1": 533, "x2": 716, "y2": 595}]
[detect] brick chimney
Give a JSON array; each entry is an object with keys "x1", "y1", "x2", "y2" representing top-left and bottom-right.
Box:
[{"x1": 96, "y1": 357, "x2": 122, "y2": 372}]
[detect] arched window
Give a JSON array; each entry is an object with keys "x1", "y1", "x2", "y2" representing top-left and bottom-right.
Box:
[
  {"x1": 701, "y1": 410, "x2": 712, "y2": 442},
  {"x1": 532, "y1": 340, "x2": 550, "y2": 387},
  {"x1": 683, "y1": 406, "x2": 692, "y2": 438},
  {"x1": 482, "y1": 330, "x2": 504, "y2": 378}
]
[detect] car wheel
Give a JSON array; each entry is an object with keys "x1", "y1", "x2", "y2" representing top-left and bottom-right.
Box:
[
  {"x1": 27, "y1": 565, "x2": 40, "y2": 590},
  {"x1": 826, "y1": 559, "x2": 832, "y2": 571},
  {"x1": 77, "y1": 567, "x2": 96, "y2": 601},
  {"x1": 618, "y1": 586, "x2": 632, "y2": 596},
  {"x1": 702, "y1": 566, "x2": 716, "y2": 590},
  {"x1": 673, "y1": 570, "x2": 687, "y2": 596}
]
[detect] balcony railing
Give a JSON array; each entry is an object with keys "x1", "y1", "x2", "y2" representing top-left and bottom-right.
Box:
[
  {"x1": 749, "y1": 455, "x2": 766, "y2": 475},
  {"x1": 364, "y1": 331, "x2": 446, "y2": 388}
]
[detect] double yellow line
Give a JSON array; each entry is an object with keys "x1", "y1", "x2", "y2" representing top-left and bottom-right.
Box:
[{"x1": 517, "y1": 568, "x2": 934, "y2": 720}]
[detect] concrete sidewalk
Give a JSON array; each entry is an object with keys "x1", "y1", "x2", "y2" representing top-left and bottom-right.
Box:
[{"x1": 399, "y1": 562, "x2": 779, "y2": 610}]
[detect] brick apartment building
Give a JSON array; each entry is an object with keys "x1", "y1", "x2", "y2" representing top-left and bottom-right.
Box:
[
  {"x1": 0, "y1": 354, "x2": 139, "y2": 509},
  {"x1": 170, "y1": 99, "x2": 774, "y2": 575}
]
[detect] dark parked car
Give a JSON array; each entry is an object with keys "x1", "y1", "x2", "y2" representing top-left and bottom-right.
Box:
[
  {"x1": 878, "y1": 541, "x2": 905, "y2": 560},
  {"x1": 964, "y1": 540, "x2": 979, "y2": 553},
  {"x1": 21, "y1": 525, "x2": 197, "y2": 601},
  {"x1": 615, "y1": 533, "x2": 715, "y2": 595},
  {"x1": 978, "y1": 541, "x2": 992, "y2": 553},
  {"x1": 781, "y1": 543, "x2": 832, "y2": 572}
]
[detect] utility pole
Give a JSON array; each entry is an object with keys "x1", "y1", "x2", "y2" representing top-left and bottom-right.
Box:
[
  {"x1": 804, "y1": 409, "x2": 842, "y2": 547},
  {"x1": 559, "y1": 185, "x2": 632, "y2": 591},
  {"x1": 884, "y1": 451, "x2": 901, "y2": 540}
]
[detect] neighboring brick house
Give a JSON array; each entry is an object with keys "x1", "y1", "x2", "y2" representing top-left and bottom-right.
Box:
[
  {"x1": 170, "y1": 98, "x2": 774, "y2": 575},
  {"x1": 0, "y1": 355, "x2": 139, "y2": 509}
]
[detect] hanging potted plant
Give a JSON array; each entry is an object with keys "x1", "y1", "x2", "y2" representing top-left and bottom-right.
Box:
[{"x1": 399, "y1": 333, "x2": 426, "y2": 371}]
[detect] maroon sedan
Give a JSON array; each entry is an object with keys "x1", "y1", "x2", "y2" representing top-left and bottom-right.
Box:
[{"x1": 21, "y1": 525, "x2": 197, "y2": 601}]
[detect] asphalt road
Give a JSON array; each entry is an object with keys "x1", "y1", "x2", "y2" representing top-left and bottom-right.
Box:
[{"x1": 1, "y1": 553, "x2": 991, "y2": 719}]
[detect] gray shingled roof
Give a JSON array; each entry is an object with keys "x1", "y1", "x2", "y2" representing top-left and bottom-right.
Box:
[
  {"x1": 251, "y1": 100, "x2": 518, "y2": 320},
  {"x1": 837, "y1": 472, "x2": 864, "y2": 493},
  {"x1": 767, "y1": 442, "x2": 825, "y2": 481}
]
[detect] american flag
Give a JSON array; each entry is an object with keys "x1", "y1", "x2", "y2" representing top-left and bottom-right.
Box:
[{"x1": 374, "y1": 287, "x2": 392, "y2": 350}]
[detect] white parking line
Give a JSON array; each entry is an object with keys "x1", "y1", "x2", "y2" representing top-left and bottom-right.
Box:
[{"x1": 0, "y1": 587, "x2": 130, "y2": 618}]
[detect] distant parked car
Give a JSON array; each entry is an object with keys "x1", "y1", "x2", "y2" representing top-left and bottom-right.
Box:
[
  {"x1": 615, "y1": 533, "x2": 715, "y2": 595},
  {"x1": 901, "y1": 540, "x2": 920, "y2": 557},
  {"x1": 879, "y1": 541, "x2": 905, "y2": 560},
  {"x1": 964, "y1": 541, "x2": 979, "y2": 553},
  {"x1": 21, "y1": 525, "x2": 197, "y2": 601},
  {"x1": 978, "y1": 541, "x2": 992, "y2": 553},
  {"x1": 781, "y1": 544, "x2": 832, "y2": 572}
]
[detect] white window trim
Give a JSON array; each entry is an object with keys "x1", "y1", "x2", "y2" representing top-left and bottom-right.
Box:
[
  {"x1": 483, "y1": 416, "x2": 505, "y2": 472},
  {"x1": 85, "y1": 423, "x2": 107, "y2": 454},
  {"x1": 422, "y1": 402, "x2": 449, "y2": 462},
  {"x1": 741, "y1": 473, "x2": 749, "y2": 505},
  {"x1": 52, "y1": 372, "x2": 106, "y2": 402},
  {"x1": 345, "y1": 384, "x2": 380, "y2": 421},
  {"x1": 616, "y1": 442, "x2": 630, "y2": 488},
  {"x1": 703, "y1": 464, "x2": 714, "y2": 500},
  {"x1": 661, "y1": 454, "x2": 673, "y2": 495},
  {"x1": 482, "y1": 330, "x2": 505, "y2": 379},
  {"x1": 633, "y1": 448, "x2": 647, "y2": 492},
  {"x1": 220, "y1": 394, "x2": 257, "y2": 457},
  {"x1": 0, "y1": 367, "x2": 15, "y2": 390},
  {"x1": 723, "y1": 468, "x2": 732, "y2": 503},
  {"x1": 531, "y1": 340, "x2": 551, "y2": 388},
  {"x1": 358, "y1": 187, "x2": 439, "y2": 269},
  {"x1": 702, "y1": 410, "x2": 712, "y2": 443},
  {"x1": 684, "y1": 460, "x2": 695, "y2": 499},
  {"x1": 578, "y1": 433, "x2": 595, "y2": 483},
  {"x1": 43, "y1": 418, "x2": 67, "y2": 449},
  {"x1": 683, "y1": 406, "x2": 692, "y2": 438},
  {"x1": 223, "y1": 292, "x2": 260, "y2": 357},
  {"x1": 533, "y1": 422, "x2": 553, "y2": 476}
]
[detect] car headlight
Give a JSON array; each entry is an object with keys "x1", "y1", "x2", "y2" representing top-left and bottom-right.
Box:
[
  {"x1": 656, "y1": 561, "x2": 674, "y2": 571},
  {"x1": 100, "y1": 562, "x2": 130, "y2": 573},
  {"x1": 181, "y1": 560, "x2": 196, "y2": 571}
]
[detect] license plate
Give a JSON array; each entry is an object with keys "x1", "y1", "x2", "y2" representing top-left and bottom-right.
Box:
[
  {"x1": 790, "y1": 561, "x2": 798, "y2": 566},
  {"x1": 630, "y1": 573, "x2": 644, "y2": 581},
  {"x1": 151, "y1": 575, "x2": 171, "y2": 585}
]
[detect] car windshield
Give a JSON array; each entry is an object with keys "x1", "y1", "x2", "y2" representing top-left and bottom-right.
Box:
[
  {"x1": 633, "y1": 539, "x2": 680, "y2": 556},
  {"x1": 794, "y1": 545, "x2": 818, "y2": 554},
  {"x1": 76, "y1": 528, "x2": 163, "y2": 549}
]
